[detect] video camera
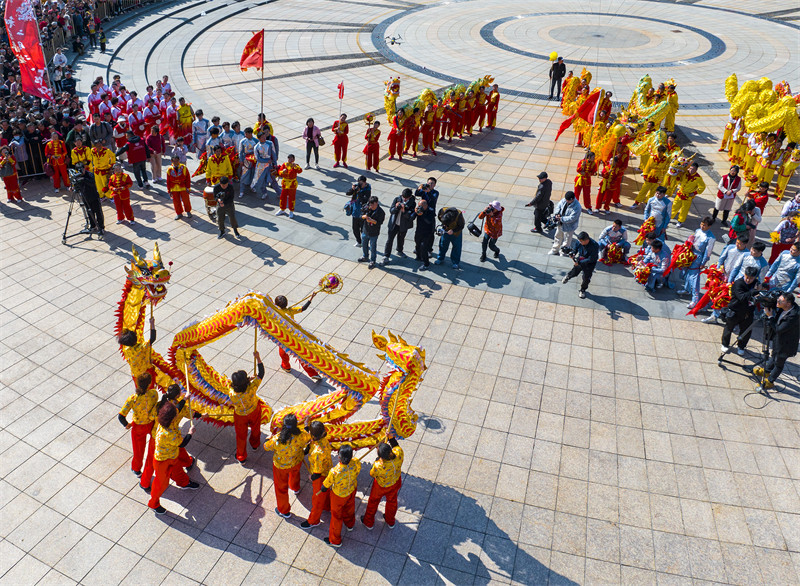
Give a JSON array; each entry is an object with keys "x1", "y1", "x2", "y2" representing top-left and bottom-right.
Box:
[
  {"x1": 544, "y1": 214, "x2": 560, "y2": 232},
  {"x1": 754, "y1": 288, "x2": 782, "y2": 310},
  {"x1": 68, "y1": 165, "x2": 87, "y2": 192},
  {"x1": 560, "y1": 245, "x2": 577, "y2": 260}
]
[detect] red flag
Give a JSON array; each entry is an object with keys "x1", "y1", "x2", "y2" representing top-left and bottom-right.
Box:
[
  {"x1": 338, "y1": 81, "x2": 344, "y2": 100},
  {"x1": 240, "y1": 30, "x2": 264, "y2": 71},
  {"x1": 5, "y1": 0, "x2": 53, "y2": 101},
  {"x1": 555, "y1": 89, "x2": 601, "y2": 142}
]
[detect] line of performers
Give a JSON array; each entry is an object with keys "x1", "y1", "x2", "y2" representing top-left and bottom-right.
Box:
[{"x1": 116, "y1": 322, "x2": 403, "y2": 549}]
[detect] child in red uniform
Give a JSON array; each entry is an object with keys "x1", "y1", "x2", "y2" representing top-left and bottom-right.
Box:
[
  {"x1": 108, "y1": 163, "x2": 134, "y2": 223},
  {"x1": 275, "y1": 154, "x2": 302, "y2": 218},
  {"x1": 321, "y1": 444, "x2": 360, "y2": 547},
  {"x1": 166, "y1": 155, "x2": 192, "y2": 219}
]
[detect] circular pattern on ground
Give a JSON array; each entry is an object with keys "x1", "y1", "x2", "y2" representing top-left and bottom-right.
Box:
[{"x1": 548, "y1": 25, "x2": 651, "y2": 49}]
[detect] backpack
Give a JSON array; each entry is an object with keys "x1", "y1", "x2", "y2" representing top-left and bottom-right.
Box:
[{"x1": 344, "y1": 199, "x2": 357, "y2": 217}]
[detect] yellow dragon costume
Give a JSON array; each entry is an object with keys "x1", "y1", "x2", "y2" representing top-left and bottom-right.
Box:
[{"x1": 116, "y1": 245, "x2": 426, "y2": 448}]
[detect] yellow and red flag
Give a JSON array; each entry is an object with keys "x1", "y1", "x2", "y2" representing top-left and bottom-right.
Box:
[{"x1": 240, "y1": 30, "x2": 264, "y2": 71}]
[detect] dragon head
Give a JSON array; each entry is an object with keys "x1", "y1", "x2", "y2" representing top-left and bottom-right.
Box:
[
  {"x1": 125, "y1": 243, "x2": 171, "y2": 305},
  {"x1": 372, "y1": 331, "x2": 426, "y2": 440},
  {"x1": 385, "y1": 77, "x2": 401, "y2": 97}
]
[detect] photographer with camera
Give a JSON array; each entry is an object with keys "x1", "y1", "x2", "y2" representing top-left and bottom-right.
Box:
[
  {"x1": 560, "y1": 231, "x2": 598, "y2": 299},
  {"x1": 477, "y1": 201, "x2": 504, "y2": 262},
  {"x1": 357, "y1": 196, "x2": 385, "y2": 269},
  {"x1": 346, "y1": 176, "x2": 372, "y2": 246},
  {"x1": 70, "y1": 162, "x2": 105, "y2": 239},
  {"x1": 414, "y1": 199, "x2": 436, "y2": 270},
  {"x1": 414, "y1": 177, "x2": 439, "y2": 212},
  {"x1": 754, "y1": 292, "x2": 799, "y2": 389},
  {"x1": 382, "y1": 188, "x2": 416, "y2": 264},
  {"x1": 434, "y1": 207, "x2": 466, "y2": 269},
  {"x1": 525, "y1": 171, "x2": 552, "y2": 233},
  {"x1": 548, "y1": 190, "x2": 582, "y2": 255},
  {"x1": 720, "y1": 266, "x2": 761, "y2": 356}
]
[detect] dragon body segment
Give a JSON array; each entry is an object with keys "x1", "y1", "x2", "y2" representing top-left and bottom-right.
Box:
[{"x1": 117, "y1": 247, "x2": 425, "y2": 448}]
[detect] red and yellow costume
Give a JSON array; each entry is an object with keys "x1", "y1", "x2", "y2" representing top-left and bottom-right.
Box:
[
  {"x1": 454, "y1": 94, "x2": 467, "y2": 137},
  {"x1": 464, "y1": 93, "x2": 477, "y2": 136},
  {"x1": 362, "y1": 445, "x2": 403, "y2": 528},
  {"x1": 595, "y1": 160, "x2": 622, "y2": 212},
  {"x1": 636, "y1": 152, "x2": 669, "y2": 203},
  {"x1": 147, "y1": 423, "x2": 191, "y2": 510},
  {"x1": 664, "y1": 88, "x2": 679, "y2": 132},
  {"x1": 672, "y1": 170, "x2": 706, "y2": 223},
  {"x1": 332, "y1": 120, "x2": 349, "y2": 166},
  {"x1": 231, "y1": 376, "x2": 263, "y2": 463},
  {"x1": 305, "y1": 435, "x2": 332, "y2": 526},
  {"x1": 486, "y1": 88, "x2": 499, "y2": 129},
  {"x1": 404, "y1": 112, "x2": 421, "y2": 156},
  {"x1": 264, "y1": 429, "x2": 311, "y2": 516},
  {"x1": 91, "y1": 146, "x2": 116, "y2": 198},
  {"x1": 421, "y1": 107, "x2": 436, "y2": 154},
  {"x1": 205, "y1": 152, "x2": 233, "y2": 185},
  {"x1": 743, "y1": 134, "x2": 764, "y2": 178},
  {"x1": 750, "y1": 138, "x2": 780, "y2": 188},
  {"x1": 775, "y1": 148, "x2": 800, "y2": 200},
  {"x1": 166, "y1": 162, "x2": 192, "y2": 216},
  {"x1": 433, "y1": 102, "x2": 445, "y2": 144},
  {"x1": 323, "y1": 456, "x2": 361, "y2": 545},
  {"x1": 574, "y1": 157, "x2": 598, "y2": 210},
  {"x1": 108, "y1": 170, "x2": 134, "y2": 221},
  {"x1": 364, "y1": 126, "x2": 381, "y2": 171},
  {"x1": 119, "y1": 388, "x2": 158, "y2": 477},
  {"x1": 176, "y1": 103, "x2": 193, "y2": 144},
  {"x1": 719, "y1": 116, "x2": 737, "y2": 152},
  {"x1": 45, "y1": 138, "x2": 70, "y2": 189},
  {"x1": 0, "y1": 152, "x2": 22, "y2": 201},
  {"x1": 70, "y1": 145, "x2": 92, "y2": 170},
  {"x1": 475, "y1": 90, "x2": 487, "y2": 130},
  {"x1": 277, "y1": 161, "x2": 302, "y2": 211},
  {"x1": 387, "y1": 112, "x2": 406, "y2": 160}
]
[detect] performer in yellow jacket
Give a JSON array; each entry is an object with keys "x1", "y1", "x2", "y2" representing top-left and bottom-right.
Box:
[
  {"x1": 775, "y1": 145, "x2": 799, "y2": 200},
  {"x1": 70, "y1": 138, "x2": 93, "y2": 170},
  {"x1": 671, "y1": 162, "x2": 706, "y2": 226},
  {"x1": 663, "y1": 83, "x2": 679, "y2": 132},
  {"x1": 91, "y1": 143, "x2": 116, "y2": 198},
  {"x1": 634, "y1": 145, "x2": 669, "y2": 206},
  {"x1": 205, "y1": 145, "x2": 233, "y2": 185}
]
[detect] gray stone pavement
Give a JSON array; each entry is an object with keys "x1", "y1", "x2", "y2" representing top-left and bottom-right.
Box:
[{"x1": 2, "y1": 0, "x2": 800, "y2": 584}]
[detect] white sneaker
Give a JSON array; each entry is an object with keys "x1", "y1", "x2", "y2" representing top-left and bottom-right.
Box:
[
  {"x1": 586, "y1": 209, "x2": 593, "y2": 215},
  {"x1": 548, "y1": 250, "x2": 559, "y2": 256},
  {"x1": 238, "y1": 193, "x2": 244, "y2": 198},
  {"x1": 675, "y1": 222, "x2": 683, "y2": 228},
  {"x1": 305, "y1": 164, "x2": 311, "y2": 169},
  {"x1": 288, "y1": 211, "x2": 294, "y2": 218},
  {"x1": 275, "y1": 209, "x2": 284, "y2": 216},
  {"x1": 701, "y1": 316, "x2": 717, "y2": 324},
  {"x1": 561, "y1": 275, "x2": 569, "y2": 284},
  {"x1": 720, "y1": 345, "x2": 729, "y2": 352},
  {"x1": 315, "y1": 164, "x2": 321, "y2": 170}
]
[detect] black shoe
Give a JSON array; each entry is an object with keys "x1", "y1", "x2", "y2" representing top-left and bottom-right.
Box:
[
  {"x1": 480, "y1": 255, "x2": 487, "y2": 262},
  {"x1": 154, "y1": 506, "x2": 166, "y2": 515},
  {"x1": 324, "y1": 537, "x2": 341, "y2": 548},
  {"x1": 181, "y1": 481, "x2": 200, "y2": 490},
  {"x1": 186, "y1": 212, "x2": 192, "y2": 218},
  {"x1": 531, "y1": 228, "x2": 543, "y2": 234},
  {"x1": 301, "y1": 520, "x2": 320, "y2": 529},
  {"x1": 357, "y1": 257, "x2": 368, "y2": 262},
  {"x1": 360, "y1": 515, "x2": 373, "y2": 531},
  {"x1": 133, "y1": 469, "x2": 142, "y2": 477},
  {"x1": 397, "y1": 251, "x2": 406, "y2": 258},
  {"x1": 234, "y1": 230, "x2": 241, "y2": 238},
  {"x1": 185, "y1": 457, "x2": 195, "y2": 471},
  {"x1": 97, "y1": 230, "x2": 105, "y2": 240},
  {"x1": 141, "y1": 485, "x2": 151, "y2": 494},
  {"x1": 368, "y1": 261, "x2": 375, "y2": 269},
  {"x1": 218, "y1": 231, "x2": 225, "y2": 239},
  {"x1": 493, "y1": 250, "x2": 500, "y2": 259}
]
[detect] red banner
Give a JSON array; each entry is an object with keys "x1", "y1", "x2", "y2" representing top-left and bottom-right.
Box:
[
  {"x1": 338, "y1": 81, "x2": 344, "y2": 100},
  {"x1": 4, "y1": 0, "x2": 53, "y2": 101},
  {"x1": 240, "y1": 30, "x2": 264, "y2": 71},
  {"x1": 555, "y1": 88, "x2": 600, "y2": 142}
]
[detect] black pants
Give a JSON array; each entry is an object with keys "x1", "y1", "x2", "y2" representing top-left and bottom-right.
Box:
[
  {"x1": 384, "y1": 225, "x2": 408, "y2": 257},
  {"x1": 721, "y1": 311, "x2": 753, "y2": 349},
  {"x1": 565, "y1": 262, "x2": 595, "y2": 292},
  {"x1": 305, "y1": 141, "x2": 319, "y2": 165},
  {"x1": 415, "y1": 231, "x2": 434, "y2": 266},
  {"x1": 534, "y1": 207, "x2": 548, "y2": 231},
  {"x1": 217, "y1": 203, "x2": 238, "y2": 233},
  {"x1": 83, "y1": 195, "x2": 105, "y2": 232},
  {"x1": 549, "y1": 77, "x2": 563, "y2": 98},
  {"x1": 481, "y1": 234, "x2": 499, "y2": 258},
  {"x1": 765, "y1": 353, "x2": 788, "y2": 383},
  {"x1": 132, "y1": 161, "x2": 148, "y2": 186},
  {"x1": 88, "y1": 32, "x2": 97, "y2": 47},
  {"x1": 352, "y1": 216, "x2": 364, "y2": 244},
  {"x1": 711, "y1": 208, "x2": 730, "y2": 223}
]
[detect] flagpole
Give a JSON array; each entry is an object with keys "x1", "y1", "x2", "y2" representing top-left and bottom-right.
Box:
[
  {"x1": 32, "y1": 1, "x2": 56, "y2": 103},
  {"x1": 260, "y1": 28, "x2": 265, "y2": 115}
]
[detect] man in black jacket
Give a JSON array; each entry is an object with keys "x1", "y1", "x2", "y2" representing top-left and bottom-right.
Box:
[
  {"x1": 72, "y1": 163, "x2": 106, "y2": 238},
  {"x1": 434, "y1": 207, "x2": 466, "y2": 270},
  {"x1": 61, "y1": 72, "x2": 77, "y2": 96},
  {"x1": 755, "y1": 292, "x2": 800, "y2": 389},
  {"x1": 525, "y1": 172, "x2": 552, "y2": 233},
  {"x1": 358, "y1": 196, "x2": 385, "y2": 269},
  {"x1": 561, "y1": 231, "x2": 598, "y2": 299},
  {"x1": 347, "y1": 176, "x2": 371, "y2": 246},
  {"x1": 215, "y1": 176, "x2": 240, "y2": 239},
  {"x1": 382, "y1": 188, "x2": 416, "y2": 264},
  {"x1": 414, "y1": 199, "x2": 436, "y2": 270},
  {"x1": 549, "y1": 57, "x2": 566, "y2": 100},
  {"x1": 720, "y1": 266, "x2": 759, "y2": 355}
]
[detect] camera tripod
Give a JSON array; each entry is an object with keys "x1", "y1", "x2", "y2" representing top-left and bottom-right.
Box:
[
  {"x1": 717, "y1": 314, "x2": 774, "y2": 395},
  {"x1": 62, "y1": 186, "x2": 94, "y2": 245}
]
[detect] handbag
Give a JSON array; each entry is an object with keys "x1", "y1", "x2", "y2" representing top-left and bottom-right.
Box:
[
  {"x1": 344, "y1": 199, "x2": 356, "y2": 216},
  {"x1": 317, "y1": 134, "x2": 326, "y2": 146},
  {"x1": 44, "y1": 162, "x2": 55, "y2": 177},
  {"x1": 466, "y1": 213, "x2": 483, "y2": 238}
]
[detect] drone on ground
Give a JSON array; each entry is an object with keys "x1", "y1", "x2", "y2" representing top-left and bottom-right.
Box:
[{"x1": 385, "y1": 35, "x2": 403, "y2": 45}]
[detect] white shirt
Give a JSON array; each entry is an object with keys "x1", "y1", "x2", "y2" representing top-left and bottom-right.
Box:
[{"x1": 52, "y1": 53, "x2": 67, "y2": 68}]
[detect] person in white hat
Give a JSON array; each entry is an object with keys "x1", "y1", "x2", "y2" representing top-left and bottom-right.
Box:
[{"x1": 113, "y1": 116, "x2": 129, "y2": 162}]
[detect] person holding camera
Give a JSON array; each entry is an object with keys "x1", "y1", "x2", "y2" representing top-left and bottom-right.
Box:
[
  {"x1": 434, "y1": 207, "x2": 466, "y2": 269},
  {"x1": 525, "y1": 171, "x2": 552, "y2": 233},
  {"x1": 382, "y1": 188, "x2": 416, "y2": 264},
  {"x1": 720, "y1": 266, "x2": 760, "y2": 355},
  {"x1": 71, "y1": 162, "x2": 105, "y2": 238},
  {"x1": 414, "y1": 199, "x2": 436, "y2": 269},
  {"x1": 766, "y1": 242, "x2": 800, "y2": 292},
  {"x1": 560, "y1": 231, "x2": 598, "y2": 299},
  {"x1": 414, "y1": 177, "x2": 439, "y2": 212},
  {"x1": 358, "y1": 196, "x2": 385, "y2": 268},
  {"x1": 754, "y1": 292, "x2": 799, "y2": 389},
  {"x1": 478, "y1": 201, "x2": 504, "y2": 262},
  {"x1": 548, "y1": 190, "x2": 582, "y2": 255},
  {"x1": 346, "y1": 176, "x2": 371, "y2": 246}
]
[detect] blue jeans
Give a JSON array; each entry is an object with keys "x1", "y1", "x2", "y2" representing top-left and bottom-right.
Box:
[
  {"x1": 646, "y1": 270, "x2": 665, "y2": 290},
  {"x1": 362, "y1": 233, "x2": 378, "y2": 263},
  {"x1": 438, "y1": 233, "x2": 462, "y2": 265}
]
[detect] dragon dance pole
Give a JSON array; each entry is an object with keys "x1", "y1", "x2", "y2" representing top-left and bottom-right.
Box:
[
  {"x1": 148, "y1": 300, "x2": 153, "y2": 364},
  {"x1": 253, "y1": 327, "x2": 258, "y2": 375},
  {"x1": 184, "y1": 349, "x2": 190, "y2": 391}
]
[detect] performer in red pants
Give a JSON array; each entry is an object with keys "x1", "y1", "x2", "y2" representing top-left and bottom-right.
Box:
[
  {"x1": 45, "y1": 133, "x2": 70, "y2": 191},
  {"x1": 486, "y1": 84, "x2": 500, "y2": 130},
  {"x1": 264, "y1": 414, "x2": 310, "y2": 518},
  {"x1": 230, "y1": 351, "x2": 265, "y2": 463},
  {"x1": 321, "y1": 444, "x2": 360, "y2": 547},
  {"x1": 276, "y1": 154, "x2": 303, "y2": 217},
  {"x1": 595, "y1": 156, "x2": 622, "y2": 214},
  {"x1": 273, "y1": 294, "x2": 322, "y2": 380},
  {"x1": 574, "y1": 151, "x2": 598, "y2": 213},
  {"x1": 387, "y1": 111, "x2": 406, "y2": 161},
  {"x1": 332, "y1": 114, "x2": 349, "y2": 168},
  {"x1": 301, "y1": 421, "x2": 332, "y2": 528},
  {"x1": 364, "y1": 122, "x2": 381, "y2": 172},
  {"x1": 108, "y1": 163, "x2": 134, "y2": 222},
  {"x1": 361, "y1": 438, "x2": 404, "y2": 529},
  {"x1": 118, "y1": 372, "x2": 158, "y2": 478},
  {"x1": 148, "y1": 402, "x2": 199, "y2": 515}
]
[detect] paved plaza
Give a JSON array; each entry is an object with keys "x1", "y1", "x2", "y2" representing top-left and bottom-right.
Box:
[{"x1": 1, "y1": 0, "x2": 800, "y2": 584}]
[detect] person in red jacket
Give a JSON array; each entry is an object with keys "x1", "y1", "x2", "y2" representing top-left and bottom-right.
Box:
[
  {"x1": 44, "y1": 133, "x2": 70, "y2": 191},
  {"x1": 595, "y1": 156, "x2": 621, "y2": 214},
  {"x1": 610, "y1": 142, "x2": 630, "y2": 207},
  {"x1": 145, "y1": 125, "x2": 165, "y2": 184},
  {"x1": 166, "y1": 155, "x2": 192, "y2": 218},
  {"x1": 364, "y1": 121, "x2": 381, "y2": 172},
  {"x1": 116, "y1": 131, "x2": 151, "y2": 188},
  {"x1": 332, "y1": 114, "x2": 349, "y2": 168},
  {"x1": 387, "y1": 111, "x2": 406, "y2": 161},
  {"x1": 108, "y1": 163, "x2": 135, "y2": 223},
  {"x1": 403, "y1": 108, "x2": 421, "y2": 157},
  {"x1": 574, "y1": 151, "x2": 598, "y2": 213},
  {"x1": 128, "y1": 104, "x2": 147, "y2": 139},
  {"x1": 275, "y1": 154, "x2": 303, "y2": 217},
  {"x1": 420, "y1": 104, "x2": 436, "y2": 155},
  {"x1": 748, "y1": 181, "x2": 770, "y2": 214},
  {"x1": 478, "y1": 201, "x2": 504, "y2": 262}
]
